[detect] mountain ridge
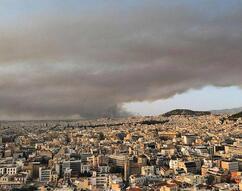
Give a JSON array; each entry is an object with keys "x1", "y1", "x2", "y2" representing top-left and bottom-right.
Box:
[{"x1": 210, "y1": 107, "x2": 242, "y2": 115}]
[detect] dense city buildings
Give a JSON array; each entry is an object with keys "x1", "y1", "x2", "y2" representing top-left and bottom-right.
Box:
[{"x1": 0, "y1": 110, "x2": 242, "y2": 190}]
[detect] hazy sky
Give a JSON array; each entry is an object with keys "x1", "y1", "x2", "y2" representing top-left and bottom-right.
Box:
[{"x1": 0, "y1": 0, "x2": 242, "y2": 119}]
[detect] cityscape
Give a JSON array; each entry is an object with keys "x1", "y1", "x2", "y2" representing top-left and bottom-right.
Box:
[
  {"x1": 1, "y1": 0, "x2": 242, "y2": 191},
  {"x1": 0, "y1": 110, "x2": 242, "y2": 190}
]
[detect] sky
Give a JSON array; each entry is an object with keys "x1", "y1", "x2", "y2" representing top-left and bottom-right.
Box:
[
  {"x1": 123, "y1": 86, "x2": 242, "y2": 116},
  {"x1": 0, "y1": 0, "x2": 242, "y2": 120}
]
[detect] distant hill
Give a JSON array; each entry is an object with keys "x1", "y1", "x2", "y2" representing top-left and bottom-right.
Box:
[
  {"x1": 162, "y1": 109, "x2": 211, "y2": 117},
  {"x1": 211, "y1": 107, "x2": 242, "y2": 115},
  {"x1": 228, "y1": 111, "x2": 242, "y2": 120}
]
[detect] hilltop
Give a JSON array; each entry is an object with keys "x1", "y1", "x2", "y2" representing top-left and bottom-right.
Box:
[{"x1": 162, "y1": 109, "x2": 211, "y2": 117}]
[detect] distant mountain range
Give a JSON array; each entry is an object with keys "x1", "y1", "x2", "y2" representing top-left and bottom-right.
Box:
[{"x1": 210, "y1": 107, "x2": 242, "y2": 115}]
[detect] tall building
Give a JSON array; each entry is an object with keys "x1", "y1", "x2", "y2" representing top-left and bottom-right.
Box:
[
  {"x1": 62, "y1": 160, "x2": 82, "y2": 177},
  {"x1": 39, "y1": 167, "x2": 52, "y2": 182}
]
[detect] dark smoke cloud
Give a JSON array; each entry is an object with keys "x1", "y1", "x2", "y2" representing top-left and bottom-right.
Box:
[{"x1": 0, "y1": 1, "x2": 242, "y2": 119}]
